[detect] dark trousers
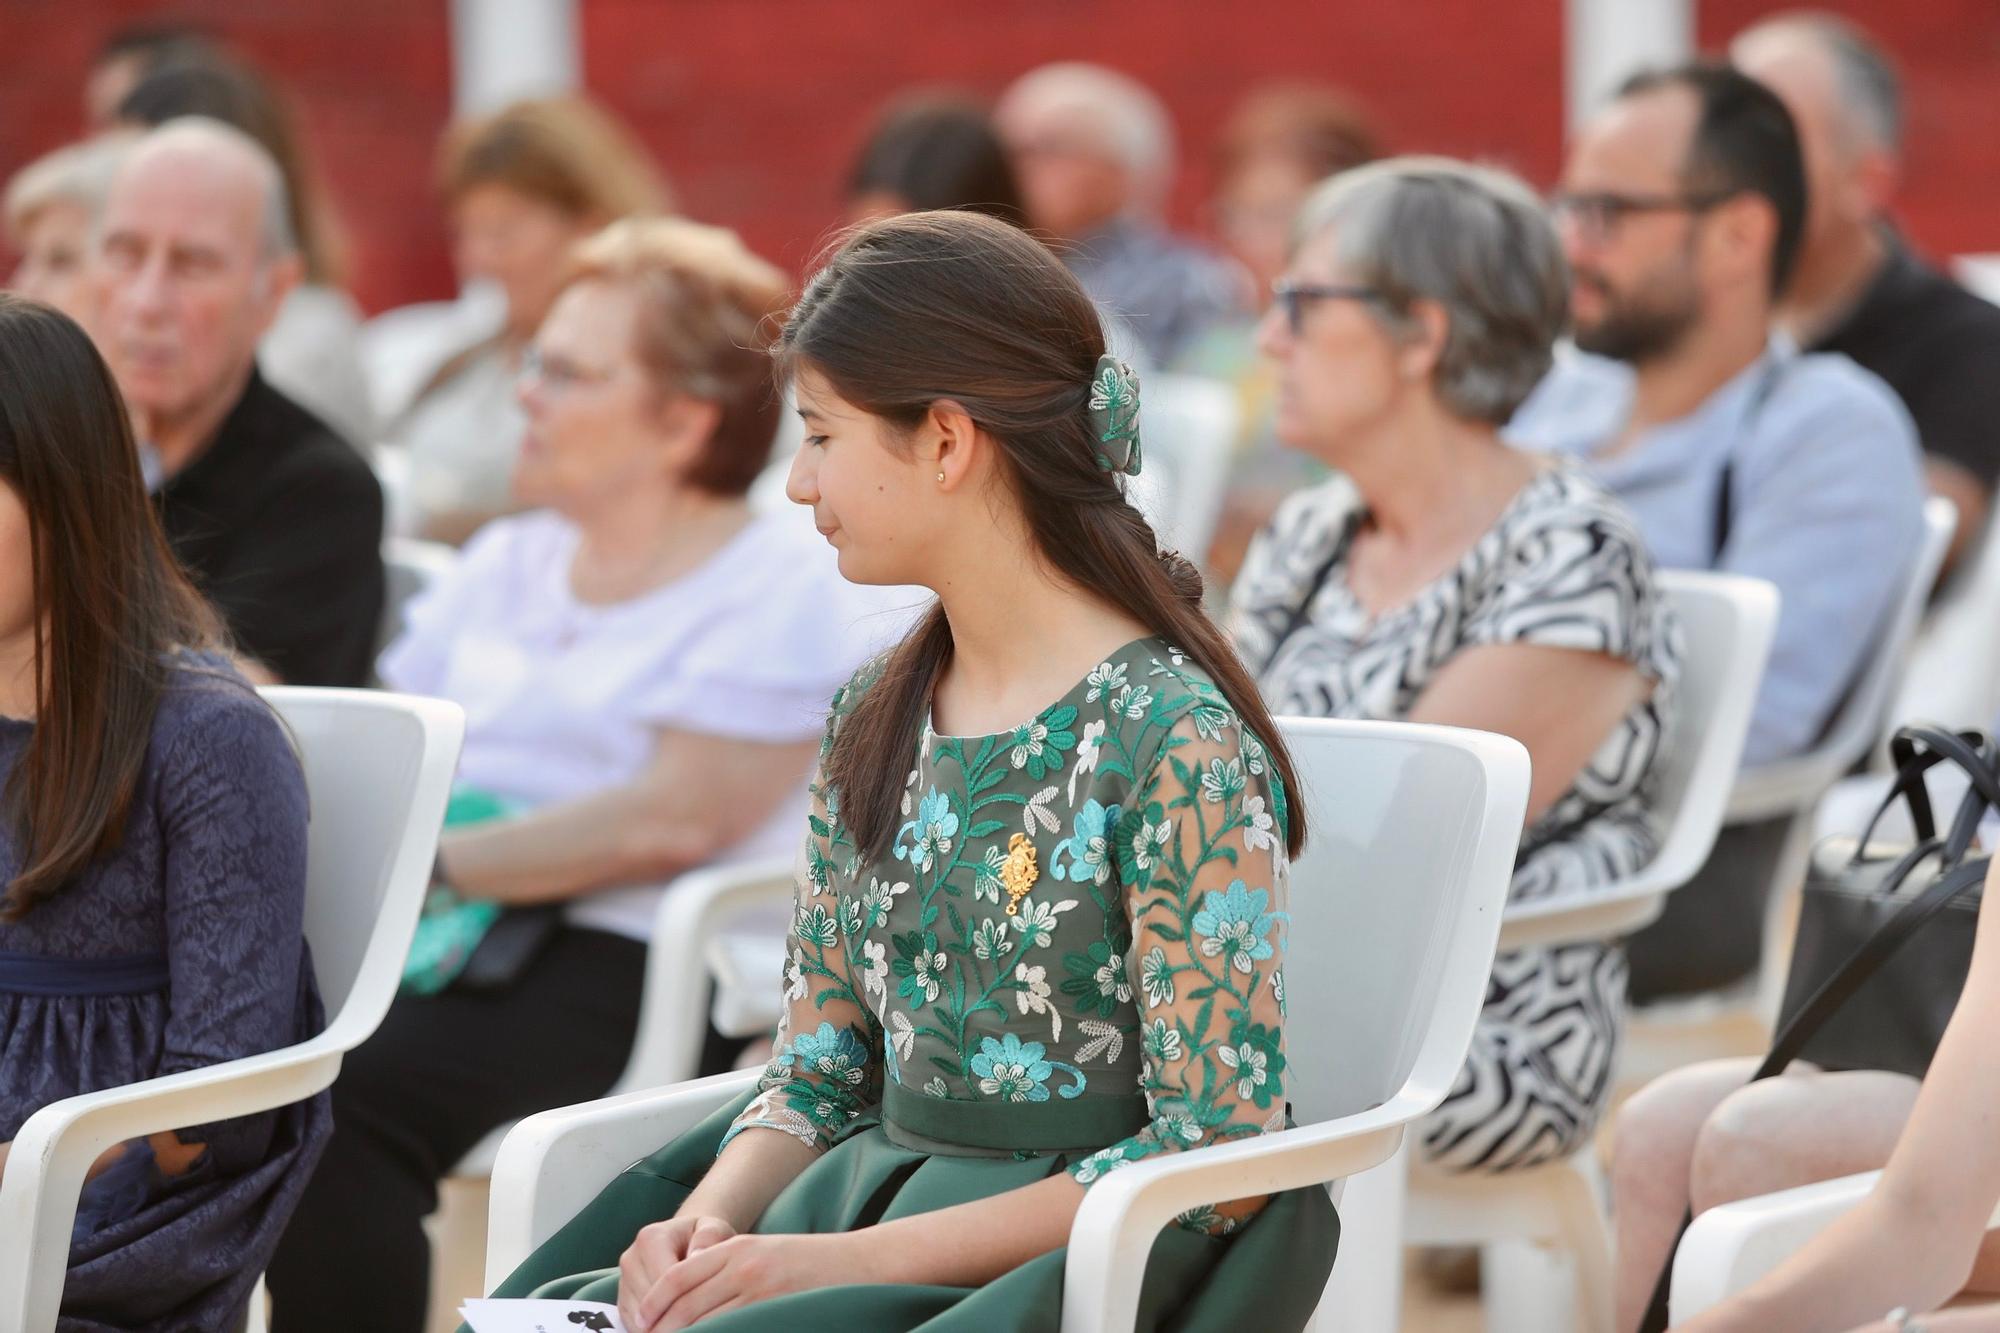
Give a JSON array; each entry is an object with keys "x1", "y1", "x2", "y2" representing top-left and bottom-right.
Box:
[
  {"x1": 266, "y1": 926, "x2": 647, "y2": 1333},
  {"x1": 1626, "y1": 814, "x2": 1795, "y2": 1004}
]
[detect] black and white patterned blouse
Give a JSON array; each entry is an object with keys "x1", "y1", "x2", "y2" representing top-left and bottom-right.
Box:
[{"x1": 1228, "y1": 464, "x2": 1682, "y2": 1171}]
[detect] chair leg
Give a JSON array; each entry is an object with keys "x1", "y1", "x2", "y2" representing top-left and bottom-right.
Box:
[
  {"x1": 1546, "y1": 1155, "x2": 1614, "y2": 1333},
  {"x1": 1314, "y1": 1138, "x2": 1409, "y2": 1331}
]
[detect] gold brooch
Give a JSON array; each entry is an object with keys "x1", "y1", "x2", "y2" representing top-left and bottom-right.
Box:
[{"x1": 1001, "y1": 833, "x2": 1039, "y2": 916}]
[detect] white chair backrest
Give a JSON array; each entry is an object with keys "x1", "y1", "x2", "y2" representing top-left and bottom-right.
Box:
[
  {"x1": 1895, "y1": 501, "x2": 2000, "y2": 730},
  {"x1": 1125, "y1": 373, "x2": 1238, "y2": 565},
  {"x1": 1276, "y1": 717, "x2": 1529, "y2": 1124},
  {"x1": 1641, "y1": 572, "x2": 1780, "y2": 889},
  {"x1": 379, "y1": 536, "x2": 460, "y2": 653},
  {"x1": 261, "y1": 688, "x2": 462, "y2": 1040},
  {"x1": 1814, "y1": 496, "x2": 1956, "y2": 767}
]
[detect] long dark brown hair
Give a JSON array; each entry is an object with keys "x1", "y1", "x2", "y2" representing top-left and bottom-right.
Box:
[
  {"x1": 778, "y1": 210, "x2": 1305, "y2": 861},
  {"x1": 0, "y1": 296, "x2": 222, "y2": 919}
]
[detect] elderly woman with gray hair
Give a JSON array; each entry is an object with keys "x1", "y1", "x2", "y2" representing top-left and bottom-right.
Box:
[{"x1": 1228, "y1": 156, "x2": 1682, "y2": 1174}]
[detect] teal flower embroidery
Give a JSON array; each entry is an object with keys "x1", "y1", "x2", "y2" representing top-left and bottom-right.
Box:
[
  {"x1": 1191, "y1": 880, "x2": 1286, "y2": 974},
  {"x1": 783, "y1": 1021, "x2": 869, "y2": 1088},
  {"x1": 895, "y1": 787, "x2": 959, "y2": 872},
  {"x1": 1008, "y1": 704, "x2": 1078, "y2": 781},
  {"x1": 1219, "y1": 1021, "x2": 1288, "y2": 1109},
  {"x1": 1052, "y1": 800, "x2": 1120, "y2": 885},
  {"x1": 971, "y1": 1032, "x2": 1054, "y2": 1102}
]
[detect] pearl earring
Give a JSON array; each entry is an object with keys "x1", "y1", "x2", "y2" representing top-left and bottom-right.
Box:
[{"x1": 937, "y1": 471, "x2": 946, "y2": 483}]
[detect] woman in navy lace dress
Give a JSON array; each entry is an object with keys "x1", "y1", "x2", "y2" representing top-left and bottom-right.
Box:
[{"x1": 0, "y1": 296, "x2": 330, "y2": 1332}]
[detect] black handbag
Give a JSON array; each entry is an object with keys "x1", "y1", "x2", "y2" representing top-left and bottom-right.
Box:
[{"x1": 1637, "y1": 725, "x2": 1997, "y2": 1332}]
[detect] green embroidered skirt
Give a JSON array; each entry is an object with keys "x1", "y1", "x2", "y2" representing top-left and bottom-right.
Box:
[{"x1": 479, "y1": 1089, "x2": 1340, "y2": 1331}]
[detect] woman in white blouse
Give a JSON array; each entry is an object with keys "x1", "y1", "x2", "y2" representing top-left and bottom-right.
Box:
[{"x1": 266, "y1": 217, "x2": 909, "y2": 1333}]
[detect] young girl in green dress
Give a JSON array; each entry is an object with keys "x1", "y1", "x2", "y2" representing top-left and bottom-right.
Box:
[{"x1": 480, "y1": 210, "x2": 1340, "y2": 1331}]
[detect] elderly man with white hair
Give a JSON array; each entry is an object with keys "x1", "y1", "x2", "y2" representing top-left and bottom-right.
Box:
[
  {"x1": 97, "y1": 116, "x2": 383, "y2": 686},
  {"x1": 3, "y1": 133, "x2": 132, "y2": 330},
  {"x1": 996, "y1": 61, "x2": 1241, "y2": 365},
  {"x1": 1734, "y1": 12, "x2": 2000, "y2": 580}
]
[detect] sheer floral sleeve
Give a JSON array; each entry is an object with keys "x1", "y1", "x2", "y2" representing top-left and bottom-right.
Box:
[
  {"x1": 1067, "y1": 708, "x2": 1293, "y2": 1231},
  {"x1": 720, "y1": 686, "x2": 884, "y2": 1156}
]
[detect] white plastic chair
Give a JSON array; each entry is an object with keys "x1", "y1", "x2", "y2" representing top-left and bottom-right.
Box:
[
  {"x1": 1669, "y1": 1169, "x2": 2000, "y2": 1324},
  {"x1": 1895, "y1": 502, "x2": 2000, "y2": 733},
  {"x1": 379, "y1": 534, "x2": 461, "y2": 658},
  {"x1": 481, "y1": 716, "x2": 1530, "y2": 1331},
  {"x1": 0, "y1": 688, "x2": 464, "y2": 1333},
  {"x1": 1125, "y1": 372, "x2": 1238, "y2": 570},
  {"x1": 1370, "y1": 572, "x2": 1778, "y2": 1333}
]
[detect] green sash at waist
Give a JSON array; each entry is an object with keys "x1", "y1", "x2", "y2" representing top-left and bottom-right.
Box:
[{"x1": 882, "y1": 1079, "x2": 1149, "y2": 1154}]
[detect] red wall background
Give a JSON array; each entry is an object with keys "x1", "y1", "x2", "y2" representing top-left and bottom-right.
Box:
[{"x1": 2, "y1": 0, "x2": 1996, "y2": 315}]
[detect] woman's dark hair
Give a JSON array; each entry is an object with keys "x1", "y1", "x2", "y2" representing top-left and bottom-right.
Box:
[
  {"x1": 1618, "y1": 60, "x2": 1807, "y2": 297},
  {"x1": 779, "y1": 211, "x2": 1305, "y2": 860},
  {"x1": 115, "y1": 48, "x2": 349, "y2": 286},
  {"x1": 846, "y1": 96, "x2": 1026, "y2": 227},
  {"x1": 0, "y1": 296, "x2": 222, "y2": 919}
]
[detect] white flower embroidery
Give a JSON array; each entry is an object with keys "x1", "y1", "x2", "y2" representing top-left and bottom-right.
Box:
[
  {"x1": 1008, "y1": 896, "x2": 1078, "y2": 949},
  {"x1": 1094, "y1": 950, "x2": 1132, "y2": 1003},
  {"x1": 783, "y1": 947, "x2": 808, "y2": 1003},
  {"x1": 1111, "y1": 683, "x2": 1153, "y2": 720},
  {"x1": 1240, "y1": 795, "x2": 1278, "y2": 854},
  {"x1": 1085, "y1": 660, "x2": 1127, "y2": 702},
  {"x1": 1067, "y1": 718, "x2": 1108, "y2": 804},
  {"x1": 1142, "y1": 1017, "x2": 1184, "y2": 1064},
  {"x1": 861, "y1": 938, "x2": 888, "y2": 1002},
  {"x1": 1013, "y1": 961, "x2": 1062, "y2": 1042},
  {"x1": 972, "y1": 917, "x2": 1013, "y2": 961},
  {"x1": 1076, "y1": 1018, "x2": 1125, "y2": 1064},
  {"x1": 1131, "y1": 816, "x2": 1173, "y2": 874},
  {"x1": 1217, "y1": 1042, "x2": 1270, "y2": 1101},
  {"x1": 1010, "y1": 720, "x2": 1050, "y2": 770},
  {"x1": 889, "y1": 1010, "x2": 916, "y2": 1061},
  {"x1": 1140, "y1": 945, "x2": 1175, "y2": 1008},
  {"x1": 911, "y1": 948, "x2": 947, "y2": 1002},
  {"x1": 923, "y1": 1076, "x2": 949, "y2": 1097},
  {"x1": 1024, "y1": 786, "x2": 1062, "y2": 835}
]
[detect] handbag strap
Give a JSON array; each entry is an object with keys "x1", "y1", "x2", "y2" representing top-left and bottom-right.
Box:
[
  {"x1": 1859, "y1": 727, "x2": 2000, "y2": 857},
  {"x1": 1639, "y1": 855, "x2": 1993, "y2": 1333}
]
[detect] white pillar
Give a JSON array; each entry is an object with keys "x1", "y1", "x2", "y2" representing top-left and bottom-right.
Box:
[
  {"x1": 1567, "y1": 0, "x2": 1696, "y2": 133},
  {"x1": 450, "y1": 0, "x2": 581, "y2": 117}
]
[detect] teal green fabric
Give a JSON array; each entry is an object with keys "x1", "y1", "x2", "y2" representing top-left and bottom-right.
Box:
[{"x1": 400, "y1": 788, "x2": 517, "y2": 996}]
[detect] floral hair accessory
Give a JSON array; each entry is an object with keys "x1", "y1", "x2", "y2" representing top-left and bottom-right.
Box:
[{"x1": 1086, "y1": 354, "x2": 1143, "y2": 477}]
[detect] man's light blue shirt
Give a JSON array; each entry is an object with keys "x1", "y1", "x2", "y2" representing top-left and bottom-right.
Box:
[{"x1": 1506, "y1": 338, "x2": 1926, "y2": 766}]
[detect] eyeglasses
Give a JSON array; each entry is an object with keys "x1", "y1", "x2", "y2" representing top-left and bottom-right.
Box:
[
  {"x1": 1549, "y1": 190, "x2": 1735, "y2": 243},
  {"x1": 518, "y1": 345, "x2": 621, "y2": 393},
  {"x1": 1270, "y1": 279, "x2": 1385, "y2": 336}
]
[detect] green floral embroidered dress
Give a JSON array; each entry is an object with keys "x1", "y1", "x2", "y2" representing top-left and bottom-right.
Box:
[{"x1": 486, "y1": 637, "x2": 1339, "y2": 1330}]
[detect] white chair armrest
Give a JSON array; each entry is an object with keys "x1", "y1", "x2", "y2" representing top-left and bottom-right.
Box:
[
  {"x1": 0, "y1": 1040, "x2": 345, "y2": 1333},
  {"x1": 483, "y1": 1070, "x2": 761, "y2": 1291},
  {"x1": 1669, "y1": 1170, "x2": 1880, "y2": 1323},
  {"x1": 1498, "y1": 883, "x2": 1671, "y2": 953},
  {"x1": 1728, "y1": 762, "x2": 1836, "y2": 824},
  {"x1": 1060, "y1": 1096, "x2": 1425, "y2": 1333}
]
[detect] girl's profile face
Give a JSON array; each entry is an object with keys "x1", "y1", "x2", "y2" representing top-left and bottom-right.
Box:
[
  {"x1": 0, "y1": 481, "x2": 34, "y2": 645},
  {"x1": 785, "y1": 366, "x2": 942, "y2": 588}
]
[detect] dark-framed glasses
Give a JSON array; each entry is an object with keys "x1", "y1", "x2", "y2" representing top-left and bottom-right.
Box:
[
  {"x1": 1549, "y1": 189, "x2": 1735, "y2": 243},
  {"x1": 1270, "y1": 279, "x2": 1385, "y2": 336}
]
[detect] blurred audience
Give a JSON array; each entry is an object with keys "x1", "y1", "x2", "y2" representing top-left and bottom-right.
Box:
[
  {"x1": 845, "y1": 93, "x2": 1025, "y2": 226},
  {"x1": 114, "y1": 46, "x2": 376, "y2": 450},
  {"x1": 1510, "y1": 61, "x2": 1923, "y2": 770},
  {"x1": 82, "y1": 22, "x2": 213, "y2": 129},
  {"x1": 1182, "y1": 81, "x2": 1382, "y2": 584},
  {"x1": 0, "y1": 295, "x2": 327, "y2": 1331},
  {"x1": 1230, "y1": 158, "x2": 1679, "y2": 1175},
  {"x1": 381, "y1": 95, "x2": 669, "y2": 543},
  {"x1": 267, "y1": 217, "x2": 902, "y2": 1333},
  {"x1": 1509, "y1": 62, "x2": 1925, "y2": 1003},
  {"x1": 1733, "y1": 12, "x2": 2000, "y2": 579},
  {"x1": 2, "y1": 133, "x2": 131, "y2": 329},
  {"x1": 97, "y1": 118, "x2": 383, "y2": 686},
  {"x1": 996, "y1": 61, "x2": 1240, "y2": 365}
]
